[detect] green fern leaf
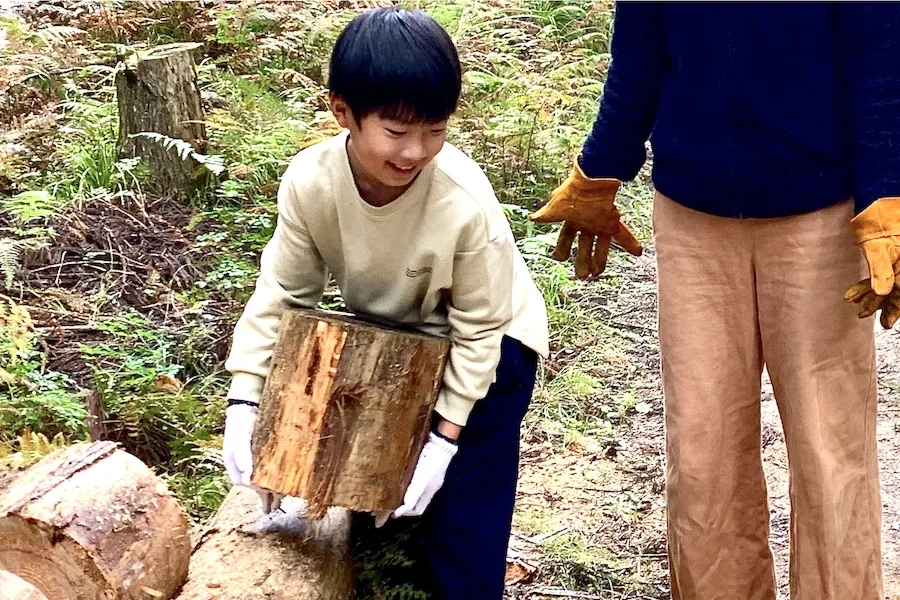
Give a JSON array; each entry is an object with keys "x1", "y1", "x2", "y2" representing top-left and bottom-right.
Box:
[
  {"x1": 131, "y1": 132, "x2": 226, "y2": 175},
  {"x1": 0, "y1": 238, "x2": 22, "y2": 288}
]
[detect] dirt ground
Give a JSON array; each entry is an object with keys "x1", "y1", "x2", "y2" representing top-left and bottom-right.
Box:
[{"x1": 508, "y1": 246, "x2": 900, "y2": 600}]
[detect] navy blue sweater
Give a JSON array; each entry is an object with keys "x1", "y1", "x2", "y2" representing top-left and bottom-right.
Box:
[{"x1": 580, "y1": 2, "x2": 900, "y2": 218}]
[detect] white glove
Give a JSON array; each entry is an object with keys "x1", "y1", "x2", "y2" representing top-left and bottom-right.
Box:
[
  {"x1": 222, "y1": 403, "x2": 258, "y2": 486},
  {"x1": 255, "y1": 486, "x2": 283, "y2": 514},
  {"x1": 392, "y1": 432, "x2": 458, "y2": 519}
]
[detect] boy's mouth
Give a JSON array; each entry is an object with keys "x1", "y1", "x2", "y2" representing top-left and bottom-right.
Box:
[{"x1": 388, "y1": 162, "x2": 417, "y2": 175}]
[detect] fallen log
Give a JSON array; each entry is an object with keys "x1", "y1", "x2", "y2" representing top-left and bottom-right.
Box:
[
  {"x1": 0, "y1": 570, "x2": 47, "y2": 600},
  {"x1": 0, "y1": 312, "x2": 449, "y2": 599},
  {"x1": 174, "y1": 487, "x2": 354, "y2": 600},
  {"x1": 252, "y1": 309, "x2": 450, "y2": 518},
  {"x1": 0, "y1": 446, "x2": 357, "y2": 600},
  {"x1": 0, "y1": 442, "x2": 190, "y2": 600}
]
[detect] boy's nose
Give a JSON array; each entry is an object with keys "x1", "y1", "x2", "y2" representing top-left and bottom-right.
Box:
[{"x1": 400, "y1": 139, "x2": 428, "y2": 163}]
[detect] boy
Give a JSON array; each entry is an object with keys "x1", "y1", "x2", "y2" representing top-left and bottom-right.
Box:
[{"x1": 221, "y1": 7, "x2": 549, "y2": 599}]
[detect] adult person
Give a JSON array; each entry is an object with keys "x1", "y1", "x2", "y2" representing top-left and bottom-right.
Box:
[{"x1": 531, "y1": 3, "x2": 900, "y2": 599}]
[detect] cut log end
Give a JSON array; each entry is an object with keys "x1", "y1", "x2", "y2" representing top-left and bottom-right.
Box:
[
  {"x1": 0, "y1": 571, "x2": 48, "y2": 600},
  {"x1": 0, "y1": 443, "x2": 190, "y2": 600}
]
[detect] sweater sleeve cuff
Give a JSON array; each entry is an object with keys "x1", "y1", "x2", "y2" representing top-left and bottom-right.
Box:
[
  {"x1": 435, "y1": 388, "x2": 477, "y2": 427},
  {"x1": 227, "y1": 373, "x2": 266, "y2": 404}
]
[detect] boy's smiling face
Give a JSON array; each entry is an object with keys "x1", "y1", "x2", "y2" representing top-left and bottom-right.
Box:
[{"x1": 331, "y1": 95, "x2": 447, "y2": 205}]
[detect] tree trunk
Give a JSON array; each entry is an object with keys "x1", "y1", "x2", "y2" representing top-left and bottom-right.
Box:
[
  {"x1": 252, "y1": 309, "x2": 450, "y2": 518},
  {"x1": 0, "y1": 442, "x2": 190, "y2": 600},
  {"x1": 116, "y1": 43, "x2": 207, "y2": 196},
  {"x1": 174, "y1": 487, "x2": 354, "y2": 600}
]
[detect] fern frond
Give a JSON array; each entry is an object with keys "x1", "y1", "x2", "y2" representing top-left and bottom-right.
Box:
[
  {"x1": 131, "y1": 132, "x2": 226, "y2": 175},
  {"x1": 0, "y1": 431, "x2": 69, "y2": 469},
  {"x1": 1, "y1": 190, "x2": 64, "y2": 223},
  {"x1": 32, "y1": 26, "x2": 86, "y2": 47},
  {"x1": 0, "y1": 238, "x2": 22, "y2": 288}
]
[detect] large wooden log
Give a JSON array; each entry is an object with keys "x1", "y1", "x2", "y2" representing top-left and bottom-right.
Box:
[
  {"x1": 0, "y1": 442, "x2": 190, "y2": 600},
  {"x1": 0, "y1": 570, "x2": 47, "y2": 599},
  {"x1": 174, "y1": 487, "x2": 354, "y2": 600},
  {"x1": 252, "y1": 309, "x2": 450, "y2": 518},
  {"x1": 116, "y1": 43, "x2": 207, "y2": 196}
]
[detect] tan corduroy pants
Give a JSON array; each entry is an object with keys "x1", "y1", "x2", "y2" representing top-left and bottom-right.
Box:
[{"x1": 654, "y1": 193, "x2": 883, "y2": 600}]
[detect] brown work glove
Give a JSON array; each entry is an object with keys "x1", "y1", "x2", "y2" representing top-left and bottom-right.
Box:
[
  {"x1": 851, "y1": 197, "x2": 900, "y2": 294},
  {"x1": 844, "y1": 276, "x2": 900, "y2": 329},
  {"x1": 529, "y1": 161, "x2": 642, "y2": 279},
  {"x1": 844, "y1": 197, "x2": 900, "y2": 328}
]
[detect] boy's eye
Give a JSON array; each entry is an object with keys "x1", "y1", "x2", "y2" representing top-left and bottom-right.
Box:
[
  {"x1": 431, "y1": 128, "x2": 446, "y2": 135},
  {"x1": 386, "y1": 128, "x2": 406, "y2": 136}
]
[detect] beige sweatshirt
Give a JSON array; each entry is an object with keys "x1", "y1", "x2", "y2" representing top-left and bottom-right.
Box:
[{"x1": 225, "y1": 131, "x2": 549, "y2": 425}]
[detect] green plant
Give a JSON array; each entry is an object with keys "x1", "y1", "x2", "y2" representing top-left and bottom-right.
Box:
[
  {"x1": 78, "y1": 310, "x2": 222, "y2": 466},
  {"x1": 0, "y1": 301, "x2": 89, "y2": 443},
  {"x1": 199, "y1": 70, "x2": 323, "y2": 200},
  {"x1": 210, "y1": 2, "x2": 277, "y2": 50},
  {"x1": 131, "y1": 132, "x2": 226, "y2": 176},
  {"x1": 0, "y1": 191, "x2": 59, "y2": 287},
  {"x1": 543, "y1": 533, "x2": 628, "y2": 591},
  {"x1": 354, "y1": 517, "x2": 430, "y2": 600},
  {"x1": 162, "y1": 438, "x2": 229, "y2": 520},
  {"x1": 1, "y1": 190, "x2": 64, "y2": 223},
  {"x1": 0, "y1": 430, "x2": 70, "y2": 469},
  {"x1": 47, "y1": 93, "x2": 131, "y2": 204}
]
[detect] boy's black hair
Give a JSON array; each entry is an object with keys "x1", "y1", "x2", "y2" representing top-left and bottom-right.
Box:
[{"x1": 328, "y1": 7, "x2": 461, "y2": 124}]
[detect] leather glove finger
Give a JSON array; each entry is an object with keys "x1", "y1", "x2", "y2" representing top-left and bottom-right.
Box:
[
  {"x1": 612, "y1": 221, "x2": 643, "y2": 257},
  {"x1": 881, "y1": 295, "x2": 900, "y2": 329},
  {"x1": 858, "y1": 289, "x2": 886, "y2": 318},
  {"x1": 529, "y1": 185, "x2": 568, "y2": 223},
  {"x1": 844, "y1": 278, "x2": 873, "y2": 303},
  {"x1": 863, "y1": 239, "x2": 896, "y2": 295},
  {"x1": 552, "y1": 222, "x2": 577, "y2": 261},
  {"x1": 575, "y1": 232, "x2": 595, "y2": 280},
  {"x1": 591, "y1": 234, "x2": 612, "y2": 276}
]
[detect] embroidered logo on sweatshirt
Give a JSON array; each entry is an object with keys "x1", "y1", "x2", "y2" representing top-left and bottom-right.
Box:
[{"x1": 406, "y1": 266, "x2": 433, "y2": 278}]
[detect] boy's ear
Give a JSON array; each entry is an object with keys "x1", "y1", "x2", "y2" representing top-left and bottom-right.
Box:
[{"x1": 329, "y1": 94, "x2": 354, "y2": 129}]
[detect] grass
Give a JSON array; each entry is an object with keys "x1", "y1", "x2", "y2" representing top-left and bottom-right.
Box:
[{"x1": 0, "y1": 0, "x2": 660, "y2": 595}]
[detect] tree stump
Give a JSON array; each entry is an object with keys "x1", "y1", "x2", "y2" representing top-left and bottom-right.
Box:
[
  {"x1": 175, "y1": 487, "x2": 354, "y2": 600},
  {"x1": 0, "y1": 442, "x2": 190, "y2": 600},
  {"x1": 116, "y1": 43, "x2": 207, "y2": 196},
  {"x1": 251, "y1": 309, "x2": 450, "y2": 518}
]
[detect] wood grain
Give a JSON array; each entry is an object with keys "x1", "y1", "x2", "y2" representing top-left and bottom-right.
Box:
[{"x1": 252, "y1": 309, "x2": 450, "y2": 516}]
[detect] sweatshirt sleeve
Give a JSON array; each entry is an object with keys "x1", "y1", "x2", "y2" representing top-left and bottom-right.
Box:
[
  {"x1": 579, "y1": 2, "x2": 669, "y2": 180},
  {"x1": 224, "y1": 177, "x2": 329, "y2": 403},
  {"x1": 838, "y1": 2, "x2": 900, "y2": 213},
  {"x1": 435, "y1": 232, "x2": 515, "y2": 426}
]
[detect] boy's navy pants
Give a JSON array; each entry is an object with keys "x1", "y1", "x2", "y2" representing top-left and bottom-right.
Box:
[{"x1": 421, "y1": 336, "x2": 538, "y2": 599}]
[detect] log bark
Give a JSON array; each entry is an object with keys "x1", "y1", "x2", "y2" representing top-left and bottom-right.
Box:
[
  {"x1": 252, "y1": 309, "x2": 450, "y2": 518},
  {"x1": 174, "y1": 487, "x2": 354, "y2": 600},
  {"x1": 0, "y1": 442, "x2": 190, "y2": 600},
  {"x1": 116, "y1": 43, "x2": 207, "y2": 196}
]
